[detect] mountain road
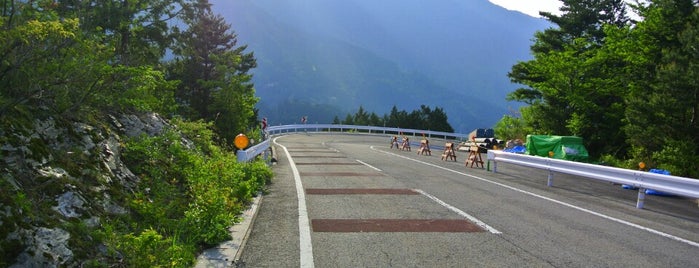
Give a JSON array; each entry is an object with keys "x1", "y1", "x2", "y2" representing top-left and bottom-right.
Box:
[{"x1": 237, "y1": 133, "x2": 699, "y2": 267}]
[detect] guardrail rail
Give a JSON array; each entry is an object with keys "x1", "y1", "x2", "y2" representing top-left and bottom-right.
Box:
[
  {"x1": 487, "y1": 150, "x2": 699, "y2": 209},
  {"x1": 237, "y1": 124, "x2": 469, "y2": 162}
]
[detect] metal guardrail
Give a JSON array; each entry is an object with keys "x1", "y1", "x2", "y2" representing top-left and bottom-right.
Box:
[
  {"x1": 266, "y1": 124, "x2": 470, "y2": 140},
  {"x1": 236, "y1": 139, "x2": 271, "y2": 163},
  {"x1": 237, "y1": 124, "x2": 469, "y2": 162},
  {"x1": 487, "y1": 150, "x2": 699, "y2": 209}
]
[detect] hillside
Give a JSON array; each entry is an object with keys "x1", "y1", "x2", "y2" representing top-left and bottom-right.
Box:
[
  {"x1": 211, "y1": 0, "x2": 550, "y2": 131},
  {"x1": 0, "y1": 113, "x2": 273, "y2": 266}
]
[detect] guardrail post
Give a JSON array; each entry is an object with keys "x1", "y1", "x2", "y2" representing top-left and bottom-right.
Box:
[
  {"x1": 487, "y1": 151, "x2": 497, "y2": 173},
  {"x1": 236, "y1": 150, "x2": 246, "y2": 162},
  {"x1": 636, "y1": 188, "x2": 646, "y2": 209},
  {"x1": 547, "y1": 171, "x2": 554, "y2": 187}
]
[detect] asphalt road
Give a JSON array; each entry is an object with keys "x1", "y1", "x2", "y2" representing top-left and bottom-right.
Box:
[{"x1": 238, "y1": 133, "x2": 699, "y2": 267}]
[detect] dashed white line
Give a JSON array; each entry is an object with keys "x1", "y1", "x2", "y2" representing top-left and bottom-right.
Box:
[
  {"x1": 275, "y1": 137, "x2": 315, "y2": 267},
  {"x1": 414, "y1": 189, "x2": 501, "y2": 234},
  {"x1": 356, "y1": 159, "x2": 382, "y2": 171},
  {"x1": 372, "y1": 146, "x2": 699, "y2": 248}
]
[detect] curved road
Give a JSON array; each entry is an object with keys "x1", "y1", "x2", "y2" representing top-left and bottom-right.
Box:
[{"x1": 239, "y1": 134, "x2": 699, "y2": 267}]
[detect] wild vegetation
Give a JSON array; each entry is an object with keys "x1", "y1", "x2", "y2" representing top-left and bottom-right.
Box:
[
  {"x1": 1, "y1": 0, "x2": 270, "y2": 266},
  {"x1": 497, "y1": 0, "x2": 699, "y2": 178}
]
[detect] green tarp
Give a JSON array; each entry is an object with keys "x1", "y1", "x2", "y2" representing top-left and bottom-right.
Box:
[{"x1": 525, "y1": 135, "x2": 589, "y2": 162}]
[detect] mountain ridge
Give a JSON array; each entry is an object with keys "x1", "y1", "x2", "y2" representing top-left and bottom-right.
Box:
[{"x1": 211, "y1": 0, "x2": 550, "y2": 132}]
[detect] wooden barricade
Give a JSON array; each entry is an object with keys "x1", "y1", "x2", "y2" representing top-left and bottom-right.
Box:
[
  {"x1": 441, "y1": 142, "x2": 456, "y2": 161},
  {"x1": 417, "y1": 139, "x2": 431, "y2": 155},
  {"x1": 401, "y1": 137, "x2": 411, "y2": 151},
  {"x1": 465, "y1": 146, "x2": 484, "y2": 168},
  {"x1": 390, "y1": 136, "x2": 400, "y2": 149}
]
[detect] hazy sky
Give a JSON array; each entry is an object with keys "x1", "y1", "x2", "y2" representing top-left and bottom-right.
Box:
[{"x1": 489, "y1": 0, "x2": 563, "y2": 17}]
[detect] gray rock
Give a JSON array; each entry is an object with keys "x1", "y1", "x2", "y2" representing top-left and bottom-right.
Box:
[
  {"x1": 73, "y1": 123, "x2": 100, "y2": 153},
  {"x1": 0, "y1": 205, "x2": 11, "y2": 227},
  {"x1": 37, "y1": 167, "x2": 69, "y2": 179},
  {"x1": 99, "y1": 135, "x2": 138, "y2": 187},
  {"x1": 100, "y1": 197, "x2": 128, "y2": 216},
  {"x1": 11, "y1": 227, "x2": 73, "y2": 268},
  {"x1": 118, "y1": 112, "x2": 170, "y2": 138},
  {"x1": 3, "y1": 172, "x2": 21, "y2": 190},
  {"x1": 52, "y1": 191, "x2": 86, "y2": 218},
  {"x1": 84, "y1": 216, "x2": 100, "y2": 228},
  {"x1": 143, "y1": 113, "x2": 168, "y2": 135},
  {"x1": 33, "y1": 118, "x2": 60, "y2": 141}
]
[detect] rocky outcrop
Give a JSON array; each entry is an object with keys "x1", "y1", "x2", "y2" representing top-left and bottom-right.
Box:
[
  {"x1": 1, "y1": 112, "x2": 172, "y2": 267},
  {"x1": 10, "y1": 227, "x2": 73, "y2": 268}
]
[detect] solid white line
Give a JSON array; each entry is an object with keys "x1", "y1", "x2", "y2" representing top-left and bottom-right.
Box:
[
  {"x1": 275, "y1": 137, "x2": 315, "y2": 267},
  {"x1": 414, "y1": 189, "x2": 501, "y2": 234},
  {"x1": 372, "y1": 146, "x2": 699, "y2": 248},
  {"x1": 356, "y1": 159, "x2": 382, "y2": 172}
]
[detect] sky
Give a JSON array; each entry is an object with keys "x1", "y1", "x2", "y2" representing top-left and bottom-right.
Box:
[
  {"x1": 489, "y1": 0, "x2": 563, "y2": 17},
  {"x1": 489, "y1": 0, "x2": 641, "y2": 20}
]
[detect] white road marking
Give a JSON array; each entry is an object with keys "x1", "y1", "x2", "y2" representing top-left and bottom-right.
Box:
[
  {"x1": 275, "y1": 137, "x2": 315, "y2": 267},
  {"x1": 415, "y1": 189, "x2": 501, "y2": 234},
  {"x1": 372, "y1": 146, "x2": 699, "y2": 248},
  {"x1": 320, "y1": 142, "x2": 339, "y2": 152},
  {"x1": 356, "y1": 159, "x2": 382, "y2": 171}
]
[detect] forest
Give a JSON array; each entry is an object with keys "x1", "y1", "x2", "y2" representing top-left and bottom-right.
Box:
[
  {"x1": 334, "y1": 105, "x2": 455, "y2": 133},
  {"x1": 495, "y1": 0, "x2": 699, "y2": 178}
]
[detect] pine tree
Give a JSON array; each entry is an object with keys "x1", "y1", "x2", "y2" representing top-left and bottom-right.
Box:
[{"x1": 168, "y1": 0, "x2": 257, "y2": 142}]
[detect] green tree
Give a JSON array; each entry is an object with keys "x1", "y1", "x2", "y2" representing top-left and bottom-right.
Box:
[
  {"x1": 53, "y1": 0, "x2": 190, "y2": 66},
  {"x1": 534, "y1": 0, "x2": 628, "y2": 53},
  {"x1": 615, "y1": 0, "x2": 699, "y2": 176},
  {"x1": 168, "y1": 0, "x2": 257, "y2": 142},
  {"x1": 342, "y1": 105, "x2": 454, "y2": 132},
  {"x1": 353, "y1": 106, "x2": 370, "y2": 126},
  {"x1": 507, "y1": 0, "x2": 630, "y2": 157},
  {"x1": 386, "y1": 105, "x2": 405, "y2": 128},
  {"x1": 494, "y1": 114, "x2": 532, "y2": 141},
  {"x1": 0, "y1": 1, "x2": 176, "y2": 117},
  {"x1": 368, "y1": 112, "x2": 382, "y2": 126},
  {"x1": 343, "y1": 113, "x2": 354, "y2": 125},
  {"x1": 332, "y1": 115, "x2": 341, "y2": 124},
  {"x1": 423, "y1": 105, "x2": 454, "y2": 132}
]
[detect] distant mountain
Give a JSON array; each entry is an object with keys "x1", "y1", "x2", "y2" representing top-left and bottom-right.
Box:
[{"x1": 210, "y1": 0, "x2": 549, "y2": 132}]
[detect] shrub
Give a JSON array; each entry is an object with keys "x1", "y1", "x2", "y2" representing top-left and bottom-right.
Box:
[
  {"x1": 652, "y1": 140, "x2": 699, "y2": 178},
  {"x1": 116, "y1": 228, "x2": 195, "y2": 268},
  {"x1": 115, "y1": 120, "x2": 273, "y2": 263}
]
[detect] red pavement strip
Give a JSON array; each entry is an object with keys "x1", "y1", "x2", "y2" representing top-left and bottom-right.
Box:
[
  {"x1": 307, "y1": 189, "x2": 484, "y2": 232},
  {"x1": 312, "y1": 219, "x2": 486, "y2": 233},
  {"x1": 299, "y1": 172, "x2": 385, "y2": 177},
  {"x1": 305, "y1": 188, "x2": 420, "y2": 195}
]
